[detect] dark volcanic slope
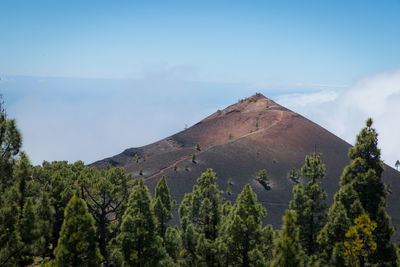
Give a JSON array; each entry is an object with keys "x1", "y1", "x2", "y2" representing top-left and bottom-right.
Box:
[{"x1": 91, "y1": 94, "x2": 400, "y2": 235}]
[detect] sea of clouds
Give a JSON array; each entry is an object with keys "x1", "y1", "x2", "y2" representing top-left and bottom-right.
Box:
[{"x1": 1, "y1": 69, "x2": 399, "y2": 168}]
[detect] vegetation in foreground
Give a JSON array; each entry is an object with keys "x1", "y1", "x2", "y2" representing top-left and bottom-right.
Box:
[{"x1": 0, "y1": 98, "x2": 399, "y2": 266}]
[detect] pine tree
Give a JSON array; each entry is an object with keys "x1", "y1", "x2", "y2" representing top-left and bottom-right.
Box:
[
  {"x1": 218, "y1": 184, "x2": 273, "y2": 266},
  {"x1": 17, "y1": 198, "x2": 38, "y2": 266},
  {"x1": 0, "y1": 155, "x2": 37, "y2": 266},
  {"x1": 290, "y1": 153, "x2": 327, "y2": 255},
  {"x1": 54, "y1": 195, "x2": 102, "y2": 266},
  {"x1": 319, "y1": 118, "x2": 397, "y2": 265},
  {"x1": 318, "y1": 201, "x2": 351, "y2": 264},
  {"x1": 13, "y1": 152, "x2": 31, "y2": 216},
  {"x1": 255, "y1": 169, "x2": 270, "y2": 189},
  {"x1": 32, "y1": 161, "x2": 80, "y2": 255},
  {"x1": 271, "y1": 210, "x2": 305, "y2": 267},
  {"x1": 113, "y1": 179, "x2": 171, "y2": 266},
  {"x1": 78, "y1": 166, "x2": 130, "y2": 264},
  {"x1": 180, "y1": 222, "x2": 198, "y2": 266},
  {"x1": 134, "y1": 154, "x2": 139, "y2": 163},
  {"x1": 152, "y1": 175, "x2": 175, "y2": 238},
  {"x1": 0, "y1": 186, "x2": 22, "y2": 266},
  {"x1": 164, "y1": 226, "x2": 182, "y2": 263},
  {"x1": 346, "y1": 119, "x2": 396, "y2": 264},
  {"x1": 178, "y1": 168, "x2": 223, "y2": 266},
  {"x1": 35, "y1": 191, "x2": 55, "y2": 259}
]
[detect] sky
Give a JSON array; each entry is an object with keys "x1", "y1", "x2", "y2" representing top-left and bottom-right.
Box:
[{"x1": 0, "y1": 1, "x2": 399, "y2": 167}]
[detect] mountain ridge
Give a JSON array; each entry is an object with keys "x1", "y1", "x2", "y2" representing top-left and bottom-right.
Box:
[{"x1": 91, "y1": 93, "x2": 400, "y2": 236}]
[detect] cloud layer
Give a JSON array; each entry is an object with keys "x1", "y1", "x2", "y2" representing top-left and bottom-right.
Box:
[
  {"x1": 276, "y1": 70, "x2": 400, "y2": 168},
  {"x1": 1, "y1": 70, "x2": 399, "y2": 168}
]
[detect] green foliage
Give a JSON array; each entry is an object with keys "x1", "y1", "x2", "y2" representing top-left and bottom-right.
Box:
[
  {"x1": 0, "y1": 185, "x2": 24, "y2": 266},
  {"x1": 164, "y1": 226, "x2": 182, "y2": 262},
  {"x1": 290, "y1": 153, "x2": 327, "y2": 255},
  {"x1": 289, "y1": 168, "x2": 300, "y2": 183},
  {"x1": 18, "y1": 198, "x2": 39, "y2": 265},
  {"x1": 320, "y1": 118, "x2": 396, "y2": 265},
  {"x1": 226, "y1": 184, "x2": 232, "y2": 195},
  {"x1": 344, "y1": 214, "x2": 377, "y2": 266},
  {"x1": 54, "y1": 195, "x2": 102, "y2": 266},
  {"x1": 153, "y1": 176, "x2": 176, "y2": 238},
  {"x1": 35, "y1": 191, "x2": 55, "y2": 258},
  {"x1": 192, "y1": 153, "x2": 196, "y2": 163},
  {"x1": 256, "y1": 169, "x2": 270, "y2": 184},
  {"x1": 113, "y1": 179, "x2": 172, "y2": 266},
  {"x1": 32, "y1": 161, "x2": 81, "y2": 254},
  {"x1": 271, "y1": 210, "x2": 305, "y2": 267},
  {"x1": 195, "y1": 142, "x2": 201, "y2": 151},
  {"x1": 133, "y1": 154, "x2": 139, "y2": 163},
  {"x1": 218, "y1": 184, "x2": 273, "y2": 266},
  {"x1": 318, "y1": 201, "x2": 351, "y2": 263},
  {"x1": 178, "y1": 168, "x2": 223, "y2": 266},
  {"x1": 308, "y1": 254, "x2": 328, "y2": 267},
  {"x1": 78, "y1": 166, "x2": 130, "y2": 264},
  {"x1": 0, "y1": 153, "x2": 39, "y2": 266},
  {"x1": 0, "y1": 191, "x2": 22, "y2": 266}
]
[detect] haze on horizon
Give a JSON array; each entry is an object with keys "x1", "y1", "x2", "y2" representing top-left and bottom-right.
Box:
[{"x1": 0, "y1": 0, "x2": 399, "y2": 167}]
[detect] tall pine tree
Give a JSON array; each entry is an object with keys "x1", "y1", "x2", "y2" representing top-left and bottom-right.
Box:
[
  {"x1": 318, "y1": 118, "x2": 397, "y2": 265},
  {"x1": 271, "y1": 210, "x2": 305, "y2": 267},
  {"x1": 54, "y1": 195, "x2": 102, "y2": 266},
  {"x1": 178, "y1": 168, "x2": 223, "y2": 266},
  {"x1": 218, "y1": 184, "x2": 273, "y2": 266},
  {"x1": 35, "y1": 191, "x2": 55, "y2": 259},
  {"x1": 78, "y1": 166, "x2": 130, "y2": 264},
  {"x1": 290, "y1": 153, "x2": 327, "y2": 256},
  {"x1": 113, "y1": 179, "x2": 172, "y2": 266},
  {"x1": 152, "y1": 175, "x2": 175, "y2": 238}
]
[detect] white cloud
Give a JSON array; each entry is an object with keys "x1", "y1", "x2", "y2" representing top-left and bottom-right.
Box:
[
  {"x1": 276, "y1": 69, "x2": 400, "y2": 168},
  {"x1": 276, "y1": 90, "x2": 339, "y2": 108}
]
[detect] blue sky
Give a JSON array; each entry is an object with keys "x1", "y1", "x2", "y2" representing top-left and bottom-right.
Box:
[
  {"x1": 2, "y1": 1, "x2": 400, "y2": 84},
  {"x1": 0, "y1": 1, "x2": 400, "y2": 166}
]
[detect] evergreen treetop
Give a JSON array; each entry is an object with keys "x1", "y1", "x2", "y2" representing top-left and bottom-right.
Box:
[
  {"x1": 113, "y1": 179, "x2": 172, "y2": 266},
  {"x1": 54, "y1": 195, "x2": 102, "y2": 266},
  {"x1": 271, "y1": 210, "x2": 305, "y2": 267}
]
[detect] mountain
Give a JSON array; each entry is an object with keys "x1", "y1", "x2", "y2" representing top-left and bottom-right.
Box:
[{"x1": 91, "y1": 93, "x2": 400, "y2": 235}]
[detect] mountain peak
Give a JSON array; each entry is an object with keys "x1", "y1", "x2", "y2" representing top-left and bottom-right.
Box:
[
  {"x1": 91, "y1": 93, "x2": 400, "y2": 236},
  {"x1": 204, "y1": 93, "x2": 287, "y2": 123}
]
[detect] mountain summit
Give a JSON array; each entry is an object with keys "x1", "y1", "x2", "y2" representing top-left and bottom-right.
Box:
[{"x1": 91, "y1": 94, "x2": 400, "y2": 231}]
